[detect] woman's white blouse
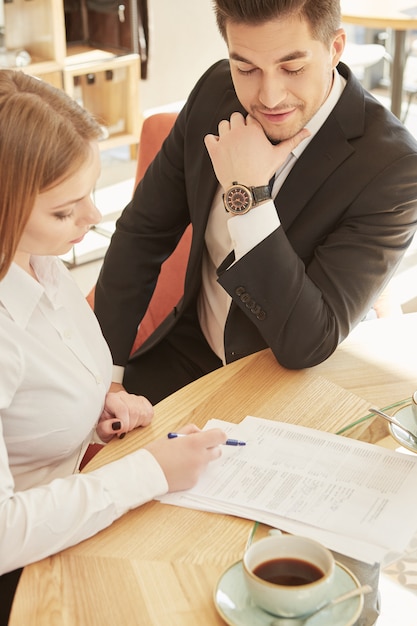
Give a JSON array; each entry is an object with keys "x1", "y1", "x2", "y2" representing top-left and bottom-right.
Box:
[{"x1": 0, "y1": 257, "x2": 168, "y2": 575}]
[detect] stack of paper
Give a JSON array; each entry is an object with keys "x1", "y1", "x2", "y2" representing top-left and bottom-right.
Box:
[{"x1": 159, "y1": 416, "x2": 417, "y2": 564}]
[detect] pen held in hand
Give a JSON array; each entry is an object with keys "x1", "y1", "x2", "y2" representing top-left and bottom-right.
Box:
[{"x1": 167, "y1": 432, "x2": 246, "y2": 446}]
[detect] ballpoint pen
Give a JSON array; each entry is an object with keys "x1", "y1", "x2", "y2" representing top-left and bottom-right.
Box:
[{"x1": 167, "y1": 432, "x2": 246, "y2": 446}]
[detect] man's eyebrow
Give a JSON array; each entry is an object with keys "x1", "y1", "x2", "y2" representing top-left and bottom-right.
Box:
[{"x1": 229, "y1": 50, "x2": 310, "y2": 64}]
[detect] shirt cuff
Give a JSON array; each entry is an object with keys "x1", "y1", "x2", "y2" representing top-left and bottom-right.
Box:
[
  {"x1": 227, "y1": 200, "x2": 280, "y2": 261},
  {"x1": 112, "y1": 364, "x2": 125, "y2": 384},
  {"x1": 91, "y1": 448, "x2": 169, "y2": 516}
]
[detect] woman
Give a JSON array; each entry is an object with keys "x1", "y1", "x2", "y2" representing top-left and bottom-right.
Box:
[{"x1": 0, "y1": 70, "x2": 226, "y2": 620}]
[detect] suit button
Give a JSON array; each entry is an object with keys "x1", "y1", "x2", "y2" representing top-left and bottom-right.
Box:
[{"x1": 234, "y1": 287, "x2": 266, "y2": 320}]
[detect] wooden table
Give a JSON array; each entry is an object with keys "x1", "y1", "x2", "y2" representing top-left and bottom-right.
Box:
[
  {"x1": 341, "y1": 0, "x2": 417, "y2": 118},
  {"x1": 10, "y1": 314, "x2": 417, "y2": 625}
]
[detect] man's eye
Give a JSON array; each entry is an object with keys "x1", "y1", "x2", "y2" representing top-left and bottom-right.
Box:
[
  {"x1": 284, "y1": 67, "x2": 305, "y2": 76},
  {"x1": 237, "y1": 66, "x2": 257, "y2": 76}
]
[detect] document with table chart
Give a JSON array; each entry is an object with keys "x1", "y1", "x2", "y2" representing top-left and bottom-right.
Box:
[{"x1": 159, "y1": 415, "x2": 417, "y2": 564}]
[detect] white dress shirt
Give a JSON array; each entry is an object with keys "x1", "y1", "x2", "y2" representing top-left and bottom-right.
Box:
[
  {"x1": 198, "y1": 70, "x2": 346, "y2": 362},
  {"x1": 0, "y1": 256, "x2": 168, "y2": 575}
]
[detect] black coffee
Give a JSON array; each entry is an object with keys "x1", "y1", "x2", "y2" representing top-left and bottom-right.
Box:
[{"x1": 253, "y1": 558, "x2": 324, "y2": 586}]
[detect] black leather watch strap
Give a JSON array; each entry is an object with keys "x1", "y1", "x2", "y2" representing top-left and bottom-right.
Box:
[{"x1": 251, "y1": 184, "x2": 271, "y2": 205}]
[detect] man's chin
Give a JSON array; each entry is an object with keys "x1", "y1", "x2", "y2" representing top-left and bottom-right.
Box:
[
  {"x1": 260, "y1": 120, "x2": 296, "y2": 144},
  {"x1": 265, "y1": 124, "x2": 304, "y2": 145},
  {"x1": 254, "y1": 110, "x2": 306, "y2": 145},
  {"x1": 267, "y1": 134, "x2": 282, "y2": 145}
]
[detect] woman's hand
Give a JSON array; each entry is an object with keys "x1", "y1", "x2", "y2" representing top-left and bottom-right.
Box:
[
  {"x1": 145, "y1": 424, "x2": 227, "y2": 492},
  {"x1": 96, "y1": 390, "x2": 154, "y2": 443}
]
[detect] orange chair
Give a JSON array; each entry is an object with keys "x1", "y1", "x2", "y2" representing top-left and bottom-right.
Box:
[
  {"x1": 87, "y1": 111, "x2": 192, "y2": 354},
  {"x1": 82, "y1": 112, "x2": 188, "y2": 470}
]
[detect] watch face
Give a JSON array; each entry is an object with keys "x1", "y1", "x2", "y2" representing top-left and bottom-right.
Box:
[{"x1": 225, "y1": 185, "x2": 253, "y2": 214}]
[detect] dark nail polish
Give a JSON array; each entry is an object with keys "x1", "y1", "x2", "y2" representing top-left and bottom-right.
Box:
[
  {"x1": 119, "y1": 432, "x2": 126, "y2": 440},
  {"x1": 112, "y1": 421, "x2": 122, "y2": 431}
]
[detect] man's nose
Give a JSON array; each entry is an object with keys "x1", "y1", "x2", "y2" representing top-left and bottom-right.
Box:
[{"x1": 258, "y1": 76, "x2": 287, "y2": 109}]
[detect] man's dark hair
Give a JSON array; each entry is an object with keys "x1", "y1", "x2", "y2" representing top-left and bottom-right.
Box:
[{"x1": 213, "y1": 0, "x2": 341, "y2": 46}]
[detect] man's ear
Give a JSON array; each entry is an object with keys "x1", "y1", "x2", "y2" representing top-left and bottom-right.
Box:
[{"x1": 331, "y1": 28, "x2": 347, "y2": 67}]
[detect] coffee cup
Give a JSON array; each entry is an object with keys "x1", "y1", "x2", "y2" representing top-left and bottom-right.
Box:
[{"x1": 243, "y1": 534, "x2": 335, "y2": 617}]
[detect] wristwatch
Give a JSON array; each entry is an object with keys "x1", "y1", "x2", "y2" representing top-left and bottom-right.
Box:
[{"x1": 223, "y1": 182, "x2": 271, "y2": 215}]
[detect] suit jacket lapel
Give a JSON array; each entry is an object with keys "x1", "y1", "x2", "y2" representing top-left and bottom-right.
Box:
[
  {"x1": 275, "y1": 63, "x2": 366, "y2": 231},
  {"x1": 187, "y1": 60, "x2": 367, "y2": 250},
  {"x1": 276, "y1": 118, "x2": 354, "y2": 230}
]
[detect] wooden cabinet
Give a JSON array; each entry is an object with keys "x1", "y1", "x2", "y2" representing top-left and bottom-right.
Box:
[
  {"x1": 63, "y1": 46, "x2": 140, "y2": 151},
  {"x1": 3, "y1": 0, "x2": 141, "y2": 151}
]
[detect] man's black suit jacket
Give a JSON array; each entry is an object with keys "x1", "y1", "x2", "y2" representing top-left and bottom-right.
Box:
[{"x1": 95, "y1": 60, "x2": 417, "y2": 370}]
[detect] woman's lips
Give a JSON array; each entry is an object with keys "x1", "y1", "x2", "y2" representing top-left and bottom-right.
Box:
[{"x1": 70, "y1": 233, "x2": 87, "y2": 245}]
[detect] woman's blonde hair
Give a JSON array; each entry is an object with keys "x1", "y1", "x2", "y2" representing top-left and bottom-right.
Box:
[{"x1": 0, "y1": 70, "x2": 103, "y2": 280}]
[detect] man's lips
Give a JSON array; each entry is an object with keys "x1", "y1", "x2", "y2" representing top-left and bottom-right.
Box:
[{"x1": 259, "y1": 108, "x2": 297, "y2": 123}]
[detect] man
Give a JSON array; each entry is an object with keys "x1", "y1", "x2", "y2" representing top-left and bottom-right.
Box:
[{"x1": 95, "y1": 0, "x2": 417, "y2": 404}]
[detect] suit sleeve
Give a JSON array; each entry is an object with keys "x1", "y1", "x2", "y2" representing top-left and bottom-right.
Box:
[
  {"x1": 219, "y1": 151, "x2": 417, "y2": 368},
  {"x1": 94, "y1": 61, "x2": 227, "y2": 367}
]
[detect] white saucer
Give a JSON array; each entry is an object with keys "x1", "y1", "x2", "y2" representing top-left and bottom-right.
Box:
[
  {"x1": 214, "y1": 560, "x2": 364, "y2": 626},
  {"x1": 390, "y1": 404, "x2": 417, "y2": 453}
]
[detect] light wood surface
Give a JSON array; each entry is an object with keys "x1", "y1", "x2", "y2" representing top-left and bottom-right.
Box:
[
  {"x1": 341, "y1": 1, "x2": 417, "y2": 31},
  {"x1": 10, "y1": 314, "x2": 417, "y2": 625},
  {"x1": 341, "y1": 1, "x2": 417, "y2": 118},
  {"x1": 314, "y1": 313, "x2": 417, "y2": 409}
]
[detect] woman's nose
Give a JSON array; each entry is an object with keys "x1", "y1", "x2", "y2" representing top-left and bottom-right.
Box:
[{"x1": 79, "y1": 197, "x2": 102, "y2": 227}]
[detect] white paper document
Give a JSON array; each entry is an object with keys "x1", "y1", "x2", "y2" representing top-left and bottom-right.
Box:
[{"x1": 159, "y1": 416, "x2": 417, "y2": 564}]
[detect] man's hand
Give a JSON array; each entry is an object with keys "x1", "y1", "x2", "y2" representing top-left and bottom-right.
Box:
[{"x1": 204, "y1": 112, "x2": 310, "y2": 190}]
